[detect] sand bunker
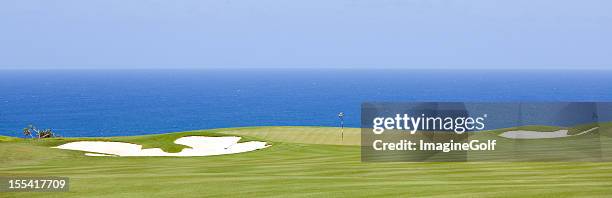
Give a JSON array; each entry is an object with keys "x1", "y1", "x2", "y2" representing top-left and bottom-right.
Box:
[
  {"x1": 54, "y1": 136, "x2": 269, "y2": 156},
  {"x1": 499, "y1": 127, "x2": 599, "y2": 139}
]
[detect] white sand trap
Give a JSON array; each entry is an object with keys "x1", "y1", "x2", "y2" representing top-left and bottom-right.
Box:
[
  {"x1": 85, "y1": 153, "x2": 116, "y2": 157},
  {"x1": 499, "y1": 127, "x2": 599, "y2": 139},
  {"x1": 54, "y1": 136, "x2": 269, "y2": 157}
]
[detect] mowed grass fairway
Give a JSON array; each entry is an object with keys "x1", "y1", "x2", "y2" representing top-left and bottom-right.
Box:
[{"x1": 2, "y1": 126, "x2": 612, "y2": 197}]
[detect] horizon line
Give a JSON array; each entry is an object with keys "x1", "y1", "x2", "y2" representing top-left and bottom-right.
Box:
[{"x1": 1, "y1": 67, "x2": 611, "y2": 71}]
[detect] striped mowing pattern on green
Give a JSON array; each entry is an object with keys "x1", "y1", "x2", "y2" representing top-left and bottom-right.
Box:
[{"x1": 1, "y1": 126, "x2": 612, "y2": 197}]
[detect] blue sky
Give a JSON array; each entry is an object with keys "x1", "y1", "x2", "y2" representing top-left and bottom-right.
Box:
[{"x1": 0, "y1": 0, "x2": 611, "y2": 69}]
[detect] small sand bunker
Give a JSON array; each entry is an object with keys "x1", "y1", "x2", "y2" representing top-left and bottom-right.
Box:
[
  {"x1": 54, "y1": 136, "x2": 269, "y2": 156},
  {"x1": 499, "y1": 127, "x2": 599, "y2": 139}
]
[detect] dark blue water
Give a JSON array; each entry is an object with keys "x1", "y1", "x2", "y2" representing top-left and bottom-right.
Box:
[{"x1": 1, "y1": 69, "x2": 611, "y2": 137}]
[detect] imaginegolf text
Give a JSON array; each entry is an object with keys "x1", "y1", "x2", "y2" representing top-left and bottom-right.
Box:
[{"x1": 372, "y1": 139, "x2": 497, "y2": 152}]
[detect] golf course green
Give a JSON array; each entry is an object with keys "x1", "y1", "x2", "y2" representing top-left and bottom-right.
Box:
[{"x1": 2, "y1": 126, "x2": 612, "y2": 197}]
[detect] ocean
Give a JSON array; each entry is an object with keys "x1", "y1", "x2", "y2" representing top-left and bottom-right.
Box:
[{"x1": 1, "y1": 69, "x2": 611, "y2": 137}]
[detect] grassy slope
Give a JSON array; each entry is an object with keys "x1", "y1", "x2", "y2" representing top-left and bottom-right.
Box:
[
  {"x1": 488, "y1": 123, "x2": 610, "y2": 135},
  {"x1": 0, "y1": 135, "x2": 20, "y2": 142},
  {"x1": 1, "y1": 126, "x2": 612, "y2": 197},
  {"x1": 488, "y1": 125, "x2": 564, "y2": 134},
  {"x1": 220, "y1": 126, "x2": 361, "y2": 146}
]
